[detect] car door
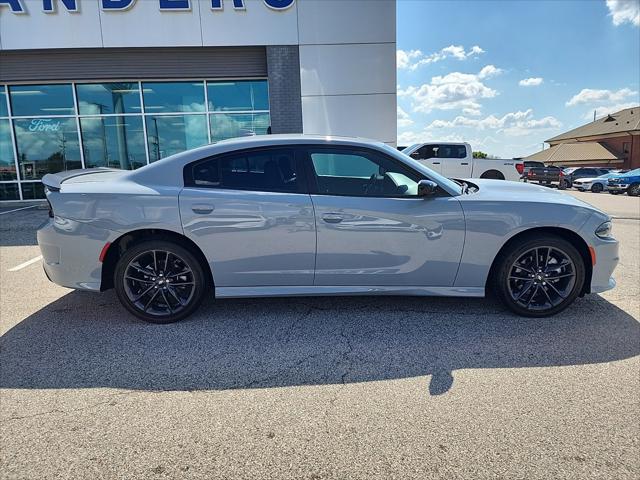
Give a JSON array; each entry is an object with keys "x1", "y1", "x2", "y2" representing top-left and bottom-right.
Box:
[
  {"x1": 179, "y1": 147, "x2": 316, "y2": 287},
  {"x1": 302, "y1": 145, "x2": 466, "y2": 287},
  {"x1": 408, "y1": 144, "x2": 443, "y2": 173},
  {"x1": 440, "y1": 144, "x2": 472, "y2": 178}
]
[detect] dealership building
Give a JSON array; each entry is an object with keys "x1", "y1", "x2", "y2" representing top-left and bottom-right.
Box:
[{"x1": 0, "y1": 0, "x2": 396, "y2": 201}]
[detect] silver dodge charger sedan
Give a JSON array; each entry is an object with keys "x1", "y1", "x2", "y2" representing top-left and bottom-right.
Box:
[{"x1": 38, "y1": 135, "x2": 619, "y2": 323}]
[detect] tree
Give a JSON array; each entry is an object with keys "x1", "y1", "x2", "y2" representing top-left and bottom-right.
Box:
[{"x1": 473, "y1": 151, "x2": 488, "y2": 158}]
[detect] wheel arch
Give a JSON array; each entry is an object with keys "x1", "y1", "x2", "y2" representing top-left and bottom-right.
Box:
[
  {"x1": 479, "y1": 169, "x2": 505, "y2": 180},
  {"x1": 100, "y1": 229, "x2": 214, "y2": 292},
  {"x1": 485, "y1": 226, "x2": 593, "y2": 296}
]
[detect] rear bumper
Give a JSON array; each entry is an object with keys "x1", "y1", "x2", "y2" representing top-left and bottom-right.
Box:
[{"x1": 37, "y1": 217, "x2": 114, "y2": 291}]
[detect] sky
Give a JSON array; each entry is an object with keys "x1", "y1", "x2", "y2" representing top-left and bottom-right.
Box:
[{"x1": 396, "y1": 0, "x2": 640, "y2": 157}]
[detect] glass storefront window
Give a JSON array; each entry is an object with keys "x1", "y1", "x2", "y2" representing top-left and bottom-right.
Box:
[
  {"x1": 9, "y1": 84, "x2": 75, "y2": 117},
  {"x1": 14, "y1": 117, "x2": 81, "y2": 179},
  {"x1": 210, "y1": 112, "x2": 270, "y2": 142},
  {"x1": 146, "y1": 114, "x2": 208, "y2": 162},
  {"x1": 0, "y1": 86, "x2": 8, "y2": 117},
  {"x1": 0, "y1": 182, "x2": 20, "y2": 201},
  {"x1": 142, "y1": 82, "x2": 205, "y2": 113},
  {"x1": 0, "y1": 119, "x2": 17, "y2": 181},
  {"x1": 20, "y1": 182, "x2": 45, "y2": 200},
  {"x1": 81, "y1": 116, "x2": 147, "y2": 170},
  {"x1": 207, "y1": 80, "x2": 269, "y2": 112},
  {"x1": 76, "y1": 83, "x2": 141, "y2": 115}
]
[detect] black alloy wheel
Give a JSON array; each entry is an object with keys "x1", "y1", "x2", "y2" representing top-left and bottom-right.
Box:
[
  {"x1": 493, "y1": 235, "x2": 585, "y2": 317},
  {"x1": 114, "y1": 240, "x2": 207, "y2": 323},
  {"x1": 591, "y1": 183, "x2": 603, "y2": 193}
]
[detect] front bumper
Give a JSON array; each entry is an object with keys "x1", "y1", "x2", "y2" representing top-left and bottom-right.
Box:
[
  {"x1": 37, "y1": 216, "x2": 114, "y2": 291},
  {"x1": 607, "y1": 184, "x2": 628, "y2": 191},
  {"x1": 589, "y1": 237, "x2": 619, "y2": 294}
]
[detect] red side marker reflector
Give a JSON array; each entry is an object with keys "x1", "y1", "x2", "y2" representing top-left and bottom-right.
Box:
[
  {"x1": 588, "y1": 246, "x2": 596, "y2": 266},
  {"x1": 99, "y1": 242, "x2": 111, "y2": 263}
]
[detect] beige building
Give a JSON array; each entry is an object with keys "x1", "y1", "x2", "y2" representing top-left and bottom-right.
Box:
[{"x1": 526, "y1": 106, "x2": 640, "y2": 169}]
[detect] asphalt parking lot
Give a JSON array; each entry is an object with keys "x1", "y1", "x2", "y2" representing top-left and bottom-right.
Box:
[{"x1": 1, "y1": 191, "x2": 639, "y2": 479}]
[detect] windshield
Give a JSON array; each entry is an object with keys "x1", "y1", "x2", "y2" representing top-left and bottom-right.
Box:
[
  {"x1": 379, "y1": 143, "x2": 463, "y2": 195},
  {"x1": 563, "y1": 167, "x2": 578, "y2": 174}
]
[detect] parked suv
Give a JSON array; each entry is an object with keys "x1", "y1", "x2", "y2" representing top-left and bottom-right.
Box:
[
  {"x1": 521, "y1": 161, "x2": 545, "y2": 179},
  {"x1": 608, "y1": 168, "x2": 640, "y2": 196},
  {"x1": 561, "y1": 167, "x2": 611, "y2": 189}
]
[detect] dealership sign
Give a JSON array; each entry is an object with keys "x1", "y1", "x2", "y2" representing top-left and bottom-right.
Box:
[{"x1": 0, "y1": 0, "x2": 296, "y2": 14}]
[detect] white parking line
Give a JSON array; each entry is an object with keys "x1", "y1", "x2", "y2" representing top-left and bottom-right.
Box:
[
  {"x1": 8, "y1": 255, "x2": 43, "y2": 272},
  {"x1": 0, "y1": 205, "x2": 38, "y2": 215}
]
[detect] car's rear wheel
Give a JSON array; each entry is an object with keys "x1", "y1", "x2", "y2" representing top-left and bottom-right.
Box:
[
  {"x1": 492, "y1": 235, "x2": 585, "y2": 317},
  {"x1": 591, "y1": 183, "x2": 603, "y2": 193},
  {"x1": 628, "y1": 183, "x2": 640, "y2": 197},
  {"x1": 114, "y1": 240, "x2": 207, "y2": 323}
]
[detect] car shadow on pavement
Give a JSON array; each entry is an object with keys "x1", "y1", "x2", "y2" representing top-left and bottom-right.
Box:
[{"x1": 1, "y1": 291, "x2": 638, "y2": 395}]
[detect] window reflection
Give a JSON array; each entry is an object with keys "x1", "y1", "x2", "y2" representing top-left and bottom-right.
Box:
[
  {"x1": 20, "y1": 182, "x2": 45, "y2": 200},
  {"x1": 207, "y1": 80, "x2": 269, "y2": 111},
  {"x1": 76, "y1": 83, "x2": 141, "y2": 115},
  {"x1": 81, "y1": 116, "x2": 146, "y2": 170},
  {"x1": 0, "y1": 183, "x2": 19, "y2": 201},
  {"x1": 142, "y1": 82, "x2": 205, "y2": 113},
  {"x1": 146, "y1": 114, "x2": 208, "y2": 162},
  {"x1": 14, "y1": 117, "x2": 81, "y2": 179},
  {"x1": 0, "y1": 86, "x2": 8, "y2": 117},
  {"x1": 9, "y1": 84, "x2": 75, "y2": 116},
  {"x1": 0, "y1": 119, "x2": 17, "y2": 180},
  {"x1": 210, "y1": 112, "x2": 270, "y2": 142}
]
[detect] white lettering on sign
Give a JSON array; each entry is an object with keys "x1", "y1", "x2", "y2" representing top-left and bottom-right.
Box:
[{"x1": 29, "y1": 119, "x2": 62, "y2": 132}]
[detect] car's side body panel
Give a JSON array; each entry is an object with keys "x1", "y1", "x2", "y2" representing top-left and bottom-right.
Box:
[
  {"x1": 179, "y1": 188, "x2": 316, "y2": 287},
  {"x1": 310, "y1": 194, "x2": 465, "y2": 286},
  {"x1": 453, "y1": 179, "x2": 600, "y2": 288}
]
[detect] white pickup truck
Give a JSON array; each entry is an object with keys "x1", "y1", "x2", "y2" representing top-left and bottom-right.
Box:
[{"x1": 402, "y1": 142, "x2": 523, "y2": 181}]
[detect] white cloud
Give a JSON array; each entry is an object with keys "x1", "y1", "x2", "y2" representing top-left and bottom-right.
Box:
[
  {"x1": 519, "y1": 77, "x2": 544, "y2": 87},
  {"x1": 581, "y1": 102, "x2": 638, "y2": 120},
  {"x1": 397, "y1": 106, "x2": 414, "y2": 128},
  {"x1": 566, "y1": 87, "x2": 638, "y2": 106},
  {"x1": 426, "y1": 109, "x2": 562, "y2": 136},
  {"x1": 396, "y1": 45, "x2": 485, "y2": 70},
  {"x1": 478, "y1": 65, "x2": 503, "y2": 79},
  {"x1": 606, "y1": 0, "x2": 640, "y2": 26},
  {"x1": 398, "y1": 65, "x2": 502, "y2": 113},
  {"x1": 462, "y1": 107, "x2": 482, "y2": 116}
]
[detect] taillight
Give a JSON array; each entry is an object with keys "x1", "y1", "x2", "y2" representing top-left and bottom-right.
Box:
[
  {"x1": 559, "y1": 171, "x2": 564, "y2": 177},
  {"x1": 528, "y1": 170, "x2": 534, "y2": 177},
  {"x1": 516, "y1": 163, "x2": 524, "y2": 174}
]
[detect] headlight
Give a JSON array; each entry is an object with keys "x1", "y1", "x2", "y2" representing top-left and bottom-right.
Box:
[{"x1": 595, "y1": 221, "x2": 613, "y2": 238}]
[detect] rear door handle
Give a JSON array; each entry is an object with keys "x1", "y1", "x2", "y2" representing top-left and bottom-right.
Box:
[
  {"x1": 432, "y1": 162, "x2": 441, "y2": 165},
  {"x1": 461, "y1": 162, "x2": 469, "y2": 165},
  {"x1": 191, "y1": 204, "x2": 214, "y2": 214},
  {"x1": 322, "y1": 213, "x2": 343, "y2": 224}
]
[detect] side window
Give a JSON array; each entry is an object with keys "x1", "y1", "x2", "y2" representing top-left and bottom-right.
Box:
[
  {"x1": 308, "y1": 148, "x2": 421, "y2": 197},
  {"x1": 582, "y1": 168, "x2": 598, "y2": 176},
  {"x1": 186, "y1": 148, "x2": 299, "y2": 193},
  {"x1": 411, "y1": 144, "x2": 437, "y2": 160}
]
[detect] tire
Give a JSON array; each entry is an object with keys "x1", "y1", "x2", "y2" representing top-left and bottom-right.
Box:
[
  {"x1": 628, "y1": 183, "x2": 640, "y2": 197},
  {"x1": 492, "y1": 234, "x2": 586, "y2": 317},
  {"x1": 114, "y1": 240, "x2": 207, "y2": 324},
  {"x1": 591, "y1": 183, "x2": 603, "y2": 193}
]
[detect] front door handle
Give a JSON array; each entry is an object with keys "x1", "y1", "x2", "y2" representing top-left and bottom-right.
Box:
[
  {"x1": 322, "y1": 214, "x2": 343, "y2": 224},
  {"x1": 432, "y1": 162, "x2": 441, "y2": 165},
  {"x1": 191, "y1": 204, "x2": 214, "y2": 214},
  {"x1": 461, "y1": 162, "x2": 469, "y2": 165}
]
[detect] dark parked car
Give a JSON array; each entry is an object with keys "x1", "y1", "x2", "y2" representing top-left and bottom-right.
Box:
[
  {"x1": 561, "y1": 167, "x2": 611, "y2": 189},
  {"x1": 526, "y1": 165, "x2": 564, "y2": 187},
  {"x1": 521, "y1": 161, "x2": 545, "y2": 179}
]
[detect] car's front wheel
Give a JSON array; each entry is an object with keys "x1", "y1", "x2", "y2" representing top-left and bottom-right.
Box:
[
  {"x1": 114, "y1": 240, "x2": 207, "y2": 323},
  {"x1": 492, "y1": 235, "x2": 585, "y2": 317},
  {"x1": 628, "y1": 183, "x2": 640, "y2": 197},
  {"x1": 591, "y1": 183, "x2": 603, "y2": 193}
]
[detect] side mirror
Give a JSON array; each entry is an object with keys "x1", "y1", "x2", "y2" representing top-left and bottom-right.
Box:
[{"x1": 417, "y1": 179, "x2": 438, "y2": 197}]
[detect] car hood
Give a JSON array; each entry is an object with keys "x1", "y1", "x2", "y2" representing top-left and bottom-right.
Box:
[{"x1": 461, "y1": 178, "x2": 603, "y2": 211}]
